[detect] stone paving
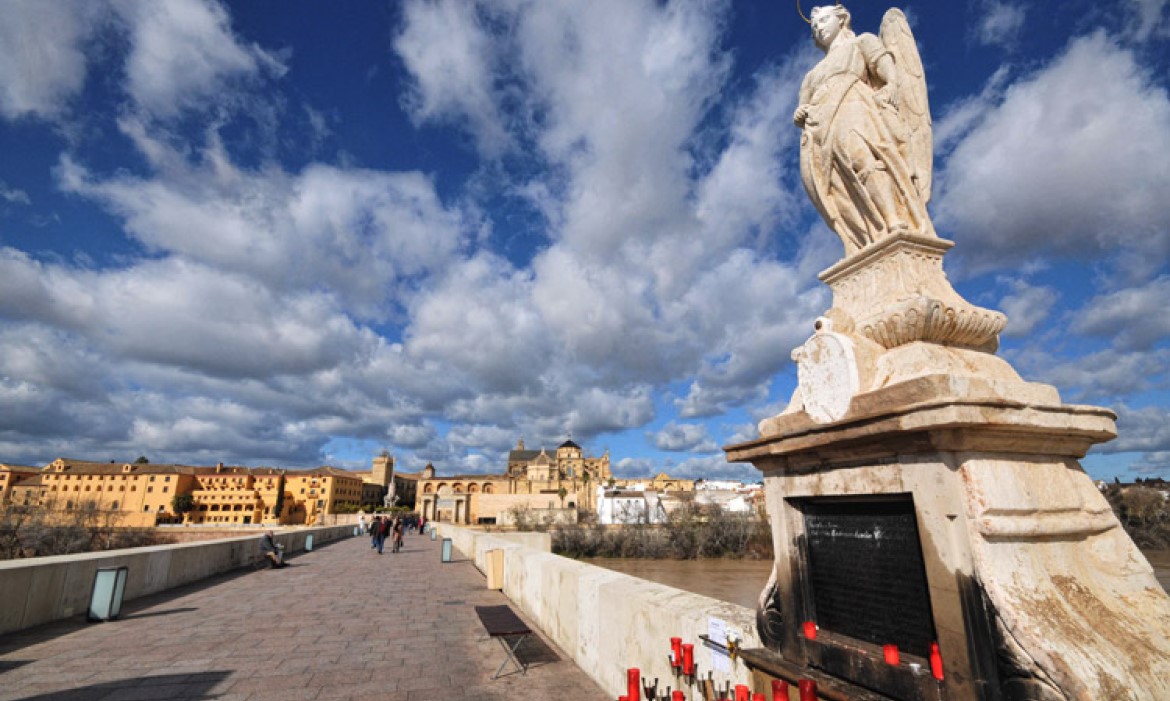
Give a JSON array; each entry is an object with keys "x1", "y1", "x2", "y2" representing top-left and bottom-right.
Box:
[{"x1": 0, "y1": 533, "x2": 611, "y2": 701}]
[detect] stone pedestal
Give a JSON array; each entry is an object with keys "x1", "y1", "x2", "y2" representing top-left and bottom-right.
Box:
[
  {"x1": 727, "y1": 372, "x2": 1170, "y2": 700},
  {"x1": 818, "y1": 233, "x2": 1006, "y2": 353}
]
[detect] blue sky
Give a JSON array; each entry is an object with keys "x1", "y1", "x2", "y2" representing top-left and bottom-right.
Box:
[{"x1": 0, "y1": 0, "x2": 1167, "y2": 482}]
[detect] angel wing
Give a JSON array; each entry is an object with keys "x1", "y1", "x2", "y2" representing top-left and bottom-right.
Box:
[{"x1": 880, "y1": 8, "x2": 932, "y2": 203}]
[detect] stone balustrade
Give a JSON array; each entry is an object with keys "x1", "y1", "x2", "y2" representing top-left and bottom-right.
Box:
[{"x1": 433, "y1": 523, "x2": 758, "y2": 697}]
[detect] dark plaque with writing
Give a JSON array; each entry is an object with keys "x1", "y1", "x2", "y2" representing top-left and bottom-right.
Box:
[{"x1": 802, "y1": 497, "x2": 936, "y2": 657}]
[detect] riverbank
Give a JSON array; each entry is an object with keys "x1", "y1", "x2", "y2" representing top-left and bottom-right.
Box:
[
  {"x1": 550, "y1": 504, "x2": 771, "y2": 559},
  {"x1": 585, "y1": 549, "x2": 1170, "y2": 609}
]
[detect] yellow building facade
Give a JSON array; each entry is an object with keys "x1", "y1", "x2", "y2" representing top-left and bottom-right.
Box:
[
  {"x1": 416, "y1": 438, "x2": 698, "y2": 525},
  {"x1": 0, "y1": 459, "x2": 370, "y2": 527}
]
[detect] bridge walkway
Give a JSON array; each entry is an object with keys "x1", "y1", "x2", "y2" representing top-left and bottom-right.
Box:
[{"x1": 0, "y1": 531, "x2": 609, "y2": 701}]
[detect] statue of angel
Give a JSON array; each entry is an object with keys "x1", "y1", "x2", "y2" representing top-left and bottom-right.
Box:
[{"x1": 794, "y1": 5, "x2": 935, "y2": 256}]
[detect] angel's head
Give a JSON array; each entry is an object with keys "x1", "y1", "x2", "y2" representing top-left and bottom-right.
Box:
[{"x1": 810, "y1": 4, "x2": 852, "y2": 49}]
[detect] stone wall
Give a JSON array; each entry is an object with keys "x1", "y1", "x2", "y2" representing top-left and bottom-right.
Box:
[
  {"x1": 434, "y1": 524, "x2": 759, "y2": 697},
  {"x1": 0, "y1": 525, "x2": 354, "y2": 635}
]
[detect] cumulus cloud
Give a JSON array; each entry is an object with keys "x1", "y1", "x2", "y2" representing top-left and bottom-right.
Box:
[
  {"x1": 1072, "y1": 276, "x2": 1170, "y2": 351},
  {"x1": 998, "y1": 278, "x2": 1059, "y2": 338},
  {"x1": 393, "y1": 0, "x2": 509, "y2": 155},
  {"x1": 652, "y1": 422, "x2": 718, "y2": 453},
  {"x1": 1016, "y1": 347, "x2": 1170, "y2": 401},
  {"x1": 0, "y1": 0, "x2": 283, "y2": 124},
  {"x1": 935, "y1": 32, "x2": 1170, "y2": 279},
  {"x1": 115, "y1": 0, "x2": 285, "y2": 119},
  {"x1": 669, "y1": 454, "x2": 755, "y2": 481},
  {"x1": 1107, "y1": 404, "x2": 1170, "y2": 454},
  {"x1": 56, "y1": 136, "x2": 470, "y2": 320},
  {"x1": 614, "y1": 456, "x2": 658, "y2": 478},
  {"x1": 721, "y1": 423, "x2": 759, "y2": 447},
  {"x1": 0, "y1": 0, "x2": 96, "y2": 120}
]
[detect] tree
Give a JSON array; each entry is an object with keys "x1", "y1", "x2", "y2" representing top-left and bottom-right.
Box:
[
  {"x1": 272, "y1": 473, "x2": 286, "y2": 523},
  {"x1": 557, "y1": 486, "x2": 568, "y2": 508},
  {"x1": 134, "y1": 456, "x2": 150, "y2": 464},
  {"x1": 171, "y1": 494, "x2": 195, "y2": 521}
]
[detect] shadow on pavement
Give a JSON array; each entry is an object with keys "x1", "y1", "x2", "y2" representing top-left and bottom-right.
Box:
[
  {"x1": 121, "y1": 606, "x2": 199, "y2": 620},
  {"x1": 8, "y1": 670, "x2": 231, "y2": 701},
  {"x1": 0, "y1": 566, "x2": 255, "y2": 655},
  {"x1": 0, "y1": 659, "x2": 32, "y2": 674},
  {"x1": 515, "y1": 634, "x2": 561, "y2": 670}
]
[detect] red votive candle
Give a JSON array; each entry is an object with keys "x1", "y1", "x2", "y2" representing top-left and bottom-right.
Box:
[
  {"x1": 798, "y1": 679, "x2": 817, "y2": 701},
  {"x1": 771, "y1": 678, "x2": 789, "y2": 700},
  {"x1": 930, "y1": 642, "x2": 945, "y2": 680},
  {"x1": 802, "y1": 621, "x2": 817, "y2": 640},
  {"x1": 681, "y1": 643, "x2": 695, "y2": 675},
  {"x1": 627, "y1": 668, "x2": 641, "y2": 701},
  {"x1": 671, "y1": 636, "x2": 683, "y2": 667},
  {"x1": 753, "y1": 693, "x2": 766, "y2": 701},
  {"x1": 883, "y1": 644, "x2": 900, "y2": 666},
  {"x1": 672, "y1": 692, "x2": 685, "y2": 701},
  {"x1": 734, "y1": 684, "x2": 749, "y2": 701}
]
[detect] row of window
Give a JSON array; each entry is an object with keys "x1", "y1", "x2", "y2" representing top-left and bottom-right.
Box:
[{"x1": 46, "y1": 473, "x2": 172, "y2": 482}]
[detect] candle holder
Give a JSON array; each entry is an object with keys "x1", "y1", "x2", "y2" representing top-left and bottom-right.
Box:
[
  {"x1": 719, "y1": 679, "x2": 732, "y2": 701},
  {"x1": 642, "y1": 677, "x2": 659, "y2": 701}
]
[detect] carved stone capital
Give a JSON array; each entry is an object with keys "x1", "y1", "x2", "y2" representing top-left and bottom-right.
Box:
[{"x1": 819, "y1": 233, "x2": 1006, "y2": 352}]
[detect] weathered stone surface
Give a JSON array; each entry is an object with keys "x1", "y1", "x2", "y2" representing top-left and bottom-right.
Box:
[
  {"x1": 435, "y1": 524, "x2": 761, "y2": 698},
  {"x1": 738, "y1": 5, "x2": 1170, "y2": 698},
  {"x1": 733, "y1": 374, "x2": 1170, "y2": 700},
  {"x1": 819, "y1": 233, "x2": 1006, "y2": 352}
]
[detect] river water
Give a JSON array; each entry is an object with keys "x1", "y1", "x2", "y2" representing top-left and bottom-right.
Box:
[{"x1": 584, "y1": 550, "x2": 1170, "y2": 610}]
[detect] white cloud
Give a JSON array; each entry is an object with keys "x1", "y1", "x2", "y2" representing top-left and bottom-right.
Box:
[
  {"x1": 114, "y1": 0, "x2": 285, "y2": 119},
  {"x1": 721, "y1": 422, "x2": 758, "y2": 447},
  {"x1": 1108, "y1": 405, "x2": 1170, "y2": 454},
  {"x1": 998, "y1": 278, "x2": 1059, "y2": 338},
  {"x1": 0, "y1": 0, "x2": 96, "y2": 120},
  {"x1": 1016, "y1": 347, "x2": 1170, "y2": 400},
  {"x1": 1132, "y1": 451, "x2": 1170, "y2": 475},
  {"x1": 0, "y1": 182, "x2": 31, "y2": 205},
  {"x1": 694, "y1": 53, "x2": 811, "y2": 255},
  {"x1": 614, "y1": 456, "x2": 657, "y2": 478},
  {"x1": 973, "y1": 1, "x2": 1026, "y2": 49},
  {"x1": 57, "y1": 137, "x2": 470, "y2": 319},
  {"x1": 1127, "y1": 0, "x2": 1170, "y2": 41},
  {"x1": 406, "y1": 254, "x2": 550, "y2": 394},
  {"x1": 445, "y1": 424, "x2": 517, "y2": 453},
  {"x1": 393, "y1": 0, "x2": 509, "y2": 155},
  {"x1": 0, "y1": 251, "x2": 371, "y2": 379},
  {"x1": 935, "y1": 32, "x2": 1170, "y2": 279},
  {"x1": 1073, "y1": 276, "x2": 1170, "y2": 350},
  {"x1": 652, "y1": 421, "x2": 718, "y2": 453},
  {"x1": 386, "y1": 424, "x2": 439, "y2": 449},
  {"x1": 669, "y1": 454, "x2": 755, "y2": 481}
]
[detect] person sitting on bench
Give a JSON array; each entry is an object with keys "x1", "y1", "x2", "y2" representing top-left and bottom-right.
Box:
[{"x1": 259, "y1": 530, "x2": 286, "y2": 568}]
